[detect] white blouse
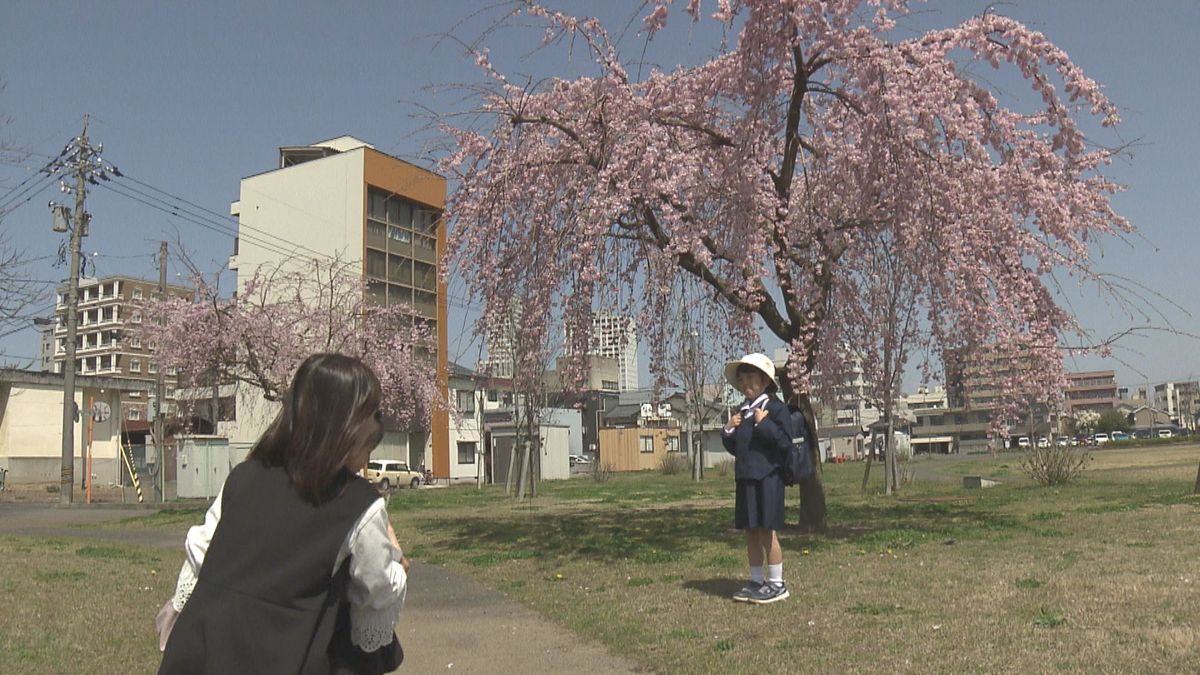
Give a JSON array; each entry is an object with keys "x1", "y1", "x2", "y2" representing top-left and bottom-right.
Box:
[{"x1": 169, "y1": 486, "x2": 407, "y2": 652}]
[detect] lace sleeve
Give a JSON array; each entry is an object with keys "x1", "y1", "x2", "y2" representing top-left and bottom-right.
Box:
[
  {"x1": 170, "y1": 561, "x2": 198, "y2": 612},
  {"x1": 345, "y1": 499, "x2": 407, "y2": 652},
  {"x1": 170, "y1": 485, "x2": 224, "y2": 612}
]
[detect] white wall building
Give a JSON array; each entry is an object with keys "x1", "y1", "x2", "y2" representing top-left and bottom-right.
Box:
[{"x1": 226, "y1": 137, "x2": 452, "y2": 475}]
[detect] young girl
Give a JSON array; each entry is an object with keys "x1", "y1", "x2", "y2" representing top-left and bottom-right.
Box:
[
  {"x1": 158, "y1": 353, "x2": 408, "y2": 673},
  {"x1": 721, "y1": 353, "x2": 791, "y2": 604}
]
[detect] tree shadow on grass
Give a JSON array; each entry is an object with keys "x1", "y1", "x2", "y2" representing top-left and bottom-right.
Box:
[
  {"x1": 682, "y1": 577, "x2": 744, "y2": 599},
  {"x1": 415, "y1": 498, "x2": 1027, "y2": 567}
]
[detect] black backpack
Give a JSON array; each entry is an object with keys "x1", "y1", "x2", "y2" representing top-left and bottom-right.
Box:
[{"x1": 779, "y1": 404, "x2": 815, "y2": 486}]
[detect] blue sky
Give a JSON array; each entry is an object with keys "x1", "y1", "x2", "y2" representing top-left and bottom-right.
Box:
[{"x1": 1, "y1": 0, "x2": 1197, "y2": 392}]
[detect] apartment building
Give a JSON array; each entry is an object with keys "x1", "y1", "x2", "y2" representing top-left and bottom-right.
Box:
[
  {"x1": 45, "y1": 275, "x2": 193, "y2": 425},
  {"x1": 1063, "y1": 370, "x2": 1118, "y2": 415},
  {"x1": 1153, "y1": 380, "x2": 1200, "y2": 430},
  {"x1": 227, "y1": 137, "x2": 450, "y2": 475}
]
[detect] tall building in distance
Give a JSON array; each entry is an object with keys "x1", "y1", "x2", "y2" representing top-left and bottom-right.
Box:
[
  {"x1": 588, "y1": 312, "x2": 639, "y2": 392},
  {"x1": 479, "y1": 298, "x2": 520, "y2": 380},
  {"x1": 228, "y1": 136, "x2": 450, "y2": 475},
  {"x1": 46, "y1": 275, "x2": 194, "y2": 424}
]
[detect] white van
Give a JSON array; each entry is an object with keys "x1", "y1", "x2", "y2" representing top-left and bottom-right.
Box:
[{"x1": 1092, "y1": 432, "x2": 1110, "y2": 445}]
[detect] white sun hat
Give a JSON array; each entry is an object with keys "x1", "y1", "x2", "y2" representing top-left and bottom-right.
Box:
[{"x1": 724, "y1": 353, "x2": 778, "y2": 393}]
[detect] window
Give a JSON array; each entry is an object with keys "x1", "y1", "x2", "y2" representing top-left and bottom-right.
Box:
[
  {"x1": 666, "y1": 436, "x2": 680, "y2": 453},
  {"x1": 131, "y1": 336, "x2": 142, "y2": 348},
  {"x1": 366, "y1": 249, "x2": 387, "y2": 278},
  {"x1": 387, "y1": 199, "x2": 412, "y2": 228},
  {"x1": 639, "y1": 435, "x2": 655, "y2": 454},
  {"x1": 132, "y1": 288, "x2": 144, "y2": 300},
  {"x1": 131, "y1": 312, "x2": 142, "y2": 324},
  {"x1": 388, "y1": 255, "x2": 412, "y2": 284},
  {"x1": 368, "y1": 187, "x2": 388, "y2": 220},
  {"x1": 415, "y1": 209, "x2": 439, "y2": 234},
  {"x1": 456, "y1": 389, "x2": 476, "y2": 414},
  {"x1": 130, "y1": 358, "x2": 141, "y2": 373},
  {"x1": 148, "y1": 340, "x2": 157, "y2": 351},
  {"x1": 413, "y1": 261, "x2": 437, "y2": 291},
  {"x1": 487, "y1": 389, "x2": 498, "y2": 403},
  {"x1": 457, "y1": 441, "x2": 476, "y2": 464},
  {"x1": 367, "y1": 281, "x2": 387, "y2": 305},
  {"x1": 148, "y1": 361, "x2": 157, "y2": 374},
  {"x1": 128, "y1": 408, "x2": 141, "y2": 421}
]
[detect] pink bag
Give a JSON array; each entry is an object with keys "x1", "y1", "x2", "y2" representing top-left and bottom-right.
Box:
[{"x1": 155, "y1": 600, "x2": 179, "y2": 652}]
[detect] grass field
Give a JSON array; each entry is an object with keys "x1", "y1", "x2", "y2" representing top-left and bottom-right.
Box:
[{"x1": 1, "y1": 446, "x2": 1197, "y2": 673}]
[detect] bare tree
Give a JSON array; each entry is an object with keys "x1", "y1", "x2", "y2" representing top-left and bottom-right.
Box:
[{"x1": 0, "y1": 91, "x2": 51, "y2": 357}]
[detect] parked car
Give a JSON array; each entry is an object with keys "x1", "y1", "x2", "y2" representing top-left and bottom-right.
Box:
[
  {"x1": 1157, "y1": 428, "x2": 1174, "y2": 439},
  {"x1": 1036, "y1": 436, "x2": 1051, "y2": 449},
  {"x1": 1092, "y1": 432, "x2": 1110, "y2": 445},
  {"x1": 1110, "y1": 431, "x2": 1130, "y2": 442},
  {"x1": 365, "y1": 460, "x2": 423, "y2": 490},
  {"x1": 1017, "y1": 436, "x2": 1031, "y2": 449},
  {"x1": 569, "y1": 454, "x2": 592, "y2": 467},
  {"x1": 1055, "y1": 436, "x2": 1070, "y2": 447}
]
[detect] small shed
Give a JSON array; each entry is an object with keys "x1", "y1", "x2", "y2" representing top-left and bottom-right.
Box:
[
  {"x1": 176, "y1": 435, "x2": 244, "y2": 499},
  {"x1": 598, "y1": 426, "x2": 682, "y2": 472}
]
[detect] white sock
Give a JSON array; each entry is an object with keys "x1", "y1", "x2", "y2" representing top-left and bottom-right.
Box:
[
  {"x1": 750, "y1": 566, "x2": 763, "y2": 584},
  {"x1": 767, "y1": 563, "x2": 783, "y2": 586}
]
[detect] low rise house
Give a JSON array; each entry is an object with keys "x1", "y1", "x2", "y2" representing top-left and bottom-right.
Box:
[{"x1": 0, "y1": 368, "x2": 153, "y2": 484}]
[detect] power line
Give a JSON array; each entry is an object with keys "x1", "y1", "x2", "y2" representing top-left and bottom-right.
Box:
[
  {"x1": 0, "y1": 172, "x2": 58, "y2": 216},
  {"x1": 110, "y1": 167, "x2": 350, "y2": 264},
  {"x1": 95, "y1": 181, "x2": 308, "y2": 263}
]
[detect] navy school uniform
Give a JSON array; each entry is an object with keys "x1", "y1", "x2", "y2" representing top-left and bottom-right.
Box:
[{"x1": 721, "y1": 393, "x2": 792, "y2": 531}]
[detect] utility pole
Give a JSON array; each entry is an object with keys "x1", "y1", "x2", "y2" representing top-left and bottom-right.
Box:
[
  {"x1": 55, "y1": 117, "x2": 102, "y2": 504},
  {"x1": 156, "y1": 241, "x2": 168, "y2": 501}
]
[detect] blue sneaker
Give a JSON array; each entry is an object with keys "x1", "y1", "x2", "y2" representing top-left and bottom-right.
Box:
[
  {"x1": 748, "y1": 581, "x2": 789, "y2": 604},
  {"x1": 732, "y1": 581, "x2": 762, "y2": 602}
]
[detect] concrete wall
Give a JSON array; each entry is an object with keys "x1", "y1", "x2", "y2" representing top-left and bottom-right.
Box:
[
  {"x1": 0, "y1": 382, "x2": 126, "y2": 484},
  {"x1": 540, "y1": 408, "x2": 582, "y2": 457},
  {"x1": 234, "y1": 148, "x2": 366, "y2": 279}
]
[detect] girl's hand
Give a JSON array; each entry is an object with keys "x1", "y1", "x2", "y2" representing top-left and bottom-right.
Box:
[
  {"x1": 753, "y1": 408, "x2": 769, "y2": 425},
  {"x1": 728, "y1": 412, "x2": 743, "y2": 428}
]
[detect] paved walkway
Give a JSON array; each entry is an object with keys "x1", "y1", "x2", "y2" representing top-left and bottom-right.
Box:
[{"x1": 0, "y1": 502, "x2": 646, "y2": 674}]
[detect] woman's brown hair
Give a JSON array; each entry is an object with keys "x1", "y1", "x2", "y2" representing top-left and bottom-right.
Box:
[{"x1": 248, "y1": 353, "x2": 383, "y2": 503}]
